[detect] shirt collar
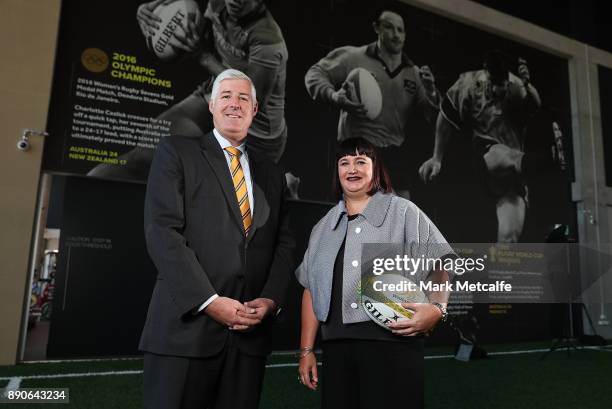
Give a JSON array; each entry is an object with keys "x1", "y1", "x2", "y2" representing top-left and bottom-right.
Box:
[
  {"x1": 365, "y1": 42, "x2": 413, "y2": 76},
  {"x1": 213, "y1": 128, "x2": 247, "y2": 157},
  {"x1": 330, "y1": 191, "x2": 393, "y2": 230}
]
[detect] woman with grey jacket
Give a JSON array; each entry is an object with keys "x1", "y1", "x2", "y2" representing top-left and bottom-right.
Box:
[{"x1": 296, "y1": 138, "x2": 453, "y2": 409}]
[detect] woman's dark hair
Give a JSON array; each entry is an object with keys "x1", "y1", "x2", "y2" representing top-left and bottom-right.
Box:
[{"x1": 333, "y1": 138, "x2": 393, "y2": 200}]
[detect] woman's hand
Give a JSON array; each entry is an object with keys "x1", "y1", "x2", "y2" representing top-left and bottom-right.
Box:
[
  {"x1": 298, "y1": 352, "x2": 318, "y2": 391},
  {"x1": 298, "y1": 289, "x2": 319, "y2": 390},
  {"x1": 387, "y1": 303, "x2": 443, "y2": 336},
  {"x1": 137, "y1": 0, "x2": 171, "y2": 37},
  {"x1": 171, "y1": 18, "x2": 202, "y2": 53}
]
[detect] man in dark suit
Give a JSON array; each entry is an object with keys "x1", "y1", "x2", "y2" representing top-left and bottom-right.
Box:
[{"x1": 140, "y1": 68, "x2": 294, "y2": 409}]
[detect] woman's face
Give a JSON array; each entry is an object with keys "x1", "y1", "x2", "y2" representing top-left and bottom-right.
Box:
[{"x1": 338, "y1": 154, "x2": 374, "y2": 197}]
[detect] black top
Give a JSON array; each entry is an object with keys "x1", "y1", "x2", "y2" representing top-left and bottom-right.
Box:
[{"x1": 320, "y1": 214, "x2": 412, "y2": 342}]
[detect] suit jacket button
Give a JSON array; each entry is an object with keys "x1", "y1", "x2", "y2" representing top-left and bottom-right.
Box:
[{"x1": 350, "y1": 302, "x2": 358, "y2": 309}]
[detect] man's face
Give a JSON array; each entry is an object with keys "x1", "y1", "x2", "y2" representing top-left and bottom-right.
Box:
[
  {"x1": 374, "y1": 11, "x2": 405, "y2": 55},
  {"x1": 225, "y1": 0, "x2": 260, "y2": 19},
  {"x1": 209, "y1": 79, "x2": 257, "y2": 145}
]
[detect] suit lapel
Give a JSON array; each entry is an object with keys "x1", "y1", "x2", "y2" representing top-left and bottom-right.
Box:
[
  {"x1": 247, "y1": 153, "x2": 270, "y2": 244},
  {"x1": 199, "y1": 132, "x2": 244, "y2": 234}
]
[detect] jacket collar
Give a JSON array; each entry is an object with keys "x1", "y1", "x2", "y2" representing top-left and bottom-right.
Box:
[
  {"x1": 199, "y1": 131, "x2": 269, "y2": 241},
  {"x1": 330, "y1": 191, "x2": 393, "y2": 230},
  {"x1": 212, "y1": 128, "x2": 247, "y2": 157},
  {"x1": 199, "y1": 132, "x2": 244, "y2": 233}
]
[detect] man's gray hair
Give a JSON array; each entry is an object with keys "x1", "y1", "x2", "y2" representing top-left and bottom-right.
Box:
[{"x1": 210, "y1": 69, "x2": 257, "y2": 105}]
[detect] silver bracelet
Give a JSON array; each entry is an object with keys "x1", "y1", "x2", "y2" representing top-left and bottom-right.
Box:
[
  {"x1": 431, "y1": 302, "x2": 448, "y2": 323},
  {"x1": 297, "y1": 347, "x2": 314, "y2": 359}
]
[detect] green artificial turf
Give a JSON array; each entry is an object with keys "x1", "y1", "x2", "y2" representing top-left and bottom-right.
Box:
[
  {"x1": 425, "y1": 349, "x2": 612, "y2": 409},
  {"x1": 1, "y1": 347, "x2": 611, "y2": 408}
]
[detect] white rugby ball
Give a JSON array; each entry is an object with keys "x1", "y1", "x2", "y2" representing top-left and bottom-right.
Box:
[
  {"x1": 345, "y1": 67, "x2": 383, "y2": 120},
  {"x1": 361, "y1": 274, "x2": 428, "y2": 330},
  {"x1": 147, "y1": 0, "x2": 201, "y2": 61}
]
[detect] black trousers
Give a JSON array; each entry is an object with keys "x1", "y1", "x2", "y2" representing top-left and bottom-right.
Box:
[
  {"x1": 321, "y1": 339, "x2": 424, "y2": 409},
  {"x1": 143, "y1": 346, "x2": 266, "y2": 409}
]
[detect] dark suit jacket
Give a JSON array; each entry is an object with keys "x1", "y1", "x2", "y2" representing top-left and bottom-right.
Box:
[{"x1": 139, "y1": 132, "x2": 294, "y2": 357}]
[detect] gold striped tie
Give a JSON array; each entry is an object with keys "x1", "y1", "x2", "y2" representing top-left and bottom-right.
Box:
[{"x1": 225, "y1": 146, "x2": 252, "y2": 235}]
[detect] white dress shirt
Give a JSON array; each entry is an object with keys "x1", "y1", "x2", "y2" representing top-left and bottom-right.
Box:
[{"x1": 197, "y1": 129, "x2": 255, "y2": 313}]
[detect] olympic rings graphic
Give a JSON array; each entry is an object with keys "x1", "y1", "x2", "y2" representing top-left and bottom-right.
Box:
[{"x1": 81, "y1": 48, "x2": 109, "y2": 73}]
